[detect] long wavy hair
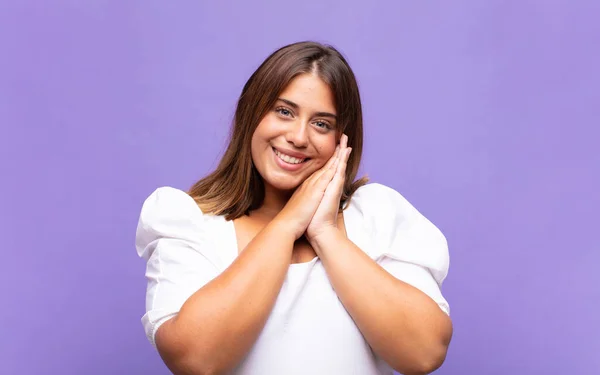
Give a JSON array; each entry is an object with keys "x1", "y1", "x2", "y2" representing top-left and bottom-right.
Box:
[{"x1": 188, "y1": 41, "x2": 368, "y2": 220}]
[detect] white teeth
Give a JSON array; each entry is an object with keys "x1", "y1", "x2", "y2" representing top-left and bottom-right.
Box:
[{"x1": 274, "y1": 149, "x2": 305, "y2": 164}]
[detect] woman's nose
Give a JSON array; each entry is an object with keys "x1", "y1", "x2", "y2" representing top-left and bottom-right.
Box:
[{"x1": 285, "y1": 122, "x2": 309, "y2": 148}]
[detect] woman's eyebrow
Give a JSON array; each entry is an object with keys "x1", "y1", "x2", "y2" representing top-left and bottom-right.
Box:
[{"x1": 277, "y1": 98, "x2": 337, "y2": 120}]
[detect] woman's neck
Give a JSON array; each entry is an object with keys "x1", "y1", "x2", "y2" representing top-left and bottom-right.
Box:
[{"x1": 251, "y1": 183, "x2": 293, "y2": 220}]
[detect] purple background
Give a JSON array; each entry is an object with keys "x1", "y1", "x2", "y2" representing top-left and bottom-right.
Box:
[{"x1": 2, "y1": 1, "x2": 598, "y2": 374}]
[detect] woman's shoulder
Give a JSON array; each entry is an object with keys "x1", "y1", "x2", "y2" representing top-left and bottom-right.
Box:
[
  {"x1": 350, "y1": 182, "x2": 415, "y2": 217},
  {"x1": 137, "y1": 186, "x2": 207, "y2": 228},
  {"x1": 135, "y1": 186, "x2": 210, "y2": 259},
  {"x1": 349, "y1": 182, "x2": 446, "y2": 240},
  {"x1": 349, "y1": 184, "x2": 449, "y2": 283}
]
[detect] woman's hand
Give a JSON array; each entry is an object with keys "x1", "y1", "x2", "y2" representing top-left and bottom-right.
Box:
[
  {"x1": 274, "y1": 146, "x2": 341, "y2": 240},
  {"x1": 305, "y1": 134, "x2": 351, "y2": 243}
]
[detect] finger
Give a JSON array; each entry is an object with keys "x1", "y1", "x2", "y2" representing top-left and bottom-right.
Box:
[
  {"x1": 310, "y1": 145, "x2": 340, "y2": 182},
  {"x1": 331, "y1": 147, "x2": 352, "y2": 189},
  {"x1": 343, "y1": 147, "x2": 351, "y2": 172},
  {"x1": 332, "y1": 147, "x2": 351, "y2": 184},
  {"x1": 341, "y1": 136, "x2": 350, "y2": 172},
  {"x1": 326, "y1": 145, "x2": 341, "y2": 170},
  {"x1": 317, "y1": 155, "x2": 339, "y2": 188},
  {"x1": 318, "y1": 140, "x2": 345, "y2": 187},
  {"x1": 321, "y1": 147, "x2": 349, "y2": 202}
]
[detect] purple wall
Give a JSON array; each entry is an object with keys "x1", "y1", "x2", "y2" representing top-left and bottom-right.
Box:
[{"x1": 2, "y1": 1, "x2": 598, "y2": 374}]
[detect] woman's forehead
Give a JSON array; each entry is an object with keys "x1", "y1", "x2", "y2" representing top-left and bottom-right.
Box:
[{"x1": 278, "y1": 74, "x2": 336, "y2": 114}]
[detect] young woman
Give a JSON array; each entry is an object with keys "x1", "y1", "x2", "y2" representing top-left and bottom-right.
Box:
[{"x1": 135, "y1": 41, "x2": 452, "y2": 375}]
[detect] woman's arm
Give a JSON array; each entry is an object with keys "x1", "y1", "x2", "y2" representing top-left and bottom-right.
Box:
[
  {"x1": 147, "y1": 149, "x2": 339, "y2": 375},
  {"x1": 311, "y1": 230, "x2": 453, "y2": 375},
  {"x1": 156, "y1": 220, "x2": 295, "y2": 375}
]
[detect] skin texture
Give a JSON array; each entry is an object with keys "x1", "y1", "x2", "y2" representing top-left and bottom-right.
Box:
[
  {"x1": 250, "y1": 73, "x2": 339, "y2": 216},
  {"x1": 155, "y1": 73, "x2": 452, "y2": 375}
]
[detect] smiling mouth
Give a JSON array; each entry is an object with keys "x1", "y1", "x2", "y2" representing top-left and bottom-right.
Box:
[{"x1": 272, "y1": 147, "x2": 310, "y2": 164}]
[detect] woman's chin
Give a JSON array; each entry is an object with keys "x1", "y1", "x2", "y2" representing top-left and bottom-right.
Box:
[{"x1": 264, "y1": 175, "x2": 304, "y2": 193}]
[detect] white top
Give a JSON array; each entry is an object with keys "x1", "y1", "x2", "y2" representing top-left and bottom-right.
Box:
[{"x1": 135, "y1": 183, "x2": 450, "y2": 375}]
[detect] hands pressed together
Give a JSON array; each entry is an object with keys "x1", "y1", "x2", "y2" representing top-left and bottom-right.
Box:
[{"x1": 276, "y1": 134, "x2": 352, "y2": 245}]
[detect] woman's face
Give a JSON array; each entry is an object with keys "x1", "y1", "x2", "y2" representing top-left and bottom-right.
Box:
[{"x1": 251, "y1": 73, "x2": 339, "y2": 193}]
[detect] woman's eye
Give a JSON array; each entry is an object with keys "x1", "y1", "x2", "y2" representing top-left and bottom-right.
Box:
[
  {"x1": 276, "y1": 107, "x2": 292, "y2": 117},
  {"x1": 314, "y1": 121, "x2": 331, "y2": 130}
]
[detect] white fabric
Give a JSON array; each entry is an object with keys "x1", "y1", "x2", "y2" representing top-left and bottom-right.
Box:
[{"x1": 135, "y1": 183, "x2": 450, "y2": 374}]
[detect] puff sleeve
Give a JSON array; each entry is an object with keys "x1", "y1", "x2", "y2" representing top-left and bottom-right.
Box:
[
  {"x1": 135, "y1": 187, "x2": 222, "y2": 348},
  {"x1": 357, "y1": 184, "x2": 450, "y2": 315}
]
